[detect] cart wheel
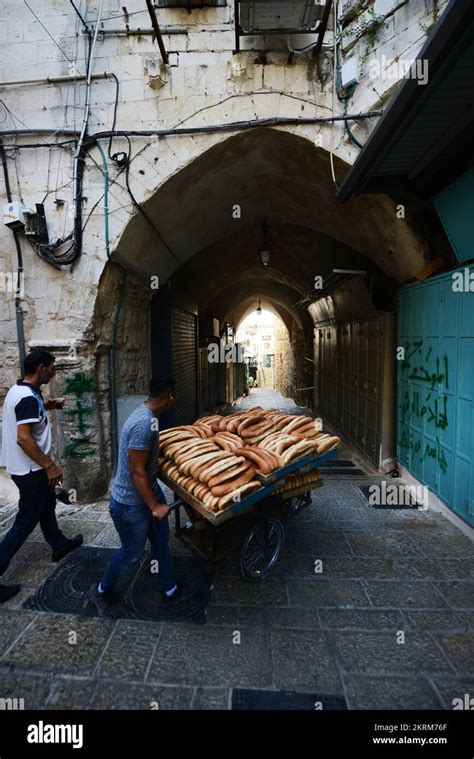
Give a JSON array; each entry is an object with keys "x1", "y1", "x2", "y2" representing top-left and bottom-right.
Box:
[{"x1": 238, "y1": 518, "x2": 285, "y2": 581}]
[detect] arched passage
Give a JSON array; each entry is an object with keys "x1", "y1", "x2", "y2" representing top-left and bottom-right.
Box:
[
  {"x1": 92, "y1": 126, "x2": 434, "y2": 479},
  {"x1": 113, "y1": 128, "x2": 428, "y2": 284}
]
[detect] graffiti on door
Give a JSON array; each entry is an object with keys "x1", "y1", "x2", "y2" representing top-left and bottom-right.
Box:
[
  {"x1": 62, "y1": 373, "x2": 96, "y2": 459},
  {"x1": 399, "y1": 340, "x2": 449, "y2": 472}
]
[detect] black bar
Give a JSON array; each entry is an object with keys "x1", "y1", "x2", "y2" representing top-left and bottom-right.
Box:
[
  {"x1": 146, "y1": 0, "x2": 169, "y2": 64},
  {"x1": 234, "y1": 0, "x2": 240, "y2": 53}
]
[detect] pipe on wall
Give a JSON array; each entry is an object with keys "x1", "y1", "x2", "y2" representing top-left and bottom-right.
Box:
[{"x1": 0, "y1": 137, "x2": 26, "y2": 371}]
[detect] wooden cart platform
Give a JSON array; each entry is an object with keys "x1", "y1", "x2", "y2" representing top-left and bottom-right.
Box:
[{"x1": 158, "y1": 447, "x2": 338, "y2": 581}]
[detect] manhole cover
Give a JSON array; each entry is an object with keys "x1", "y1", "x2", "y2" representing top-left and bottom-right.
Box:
[{"x1": 23, "y1": 546, "x2": 213, "y2": 623}]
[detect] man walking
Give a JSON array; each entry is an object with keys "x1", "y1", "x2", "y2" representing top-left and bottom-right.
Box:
[
  {"x1": 0, "y1": 350, "x2": 83, "y2": 603},
  {"x1": 89, "y1": 377, "x2": 178, "y2": 617}
]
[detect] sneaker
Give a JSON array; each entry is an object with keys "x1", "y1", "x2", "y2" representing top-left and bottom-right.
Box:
[
  {"x1": 51, "y1": 534, "x2": 84, "y2": 562},
  {"x1": 0, "y1": 584, "x2": 21, "y2": 603},
  {"x1": 88, "y1": 583, "x2": 120, "y2": 618},
  {"x1": 160, "y1": 584, "x2": 182, "y2": 606}
]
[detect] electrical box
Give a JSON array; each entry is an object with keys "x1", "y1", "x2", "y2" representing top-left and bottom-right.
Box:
[
  {"x1": 117, "y1": 395, "x2": 148, "y2": 439},
  {"x1": 23, "y1": 204, "x2": 49, "y2": 244},
  {"x1": 3, "y1": 202, "x2": 25, "y2": 228},
  {"x1": 341, "y1": 56, "x2": 359, "y2": 89}
]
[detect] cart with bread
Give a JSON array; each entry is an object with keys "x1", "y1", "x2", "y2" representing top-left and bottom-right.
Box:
[{"x1": 158, "y1": 407, "x2": 340, "y2": 581}]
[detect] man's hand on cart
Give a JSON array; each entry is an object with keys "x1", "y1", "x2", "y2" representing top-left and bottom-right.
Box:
[{"x1": 150, "y1": 502, "x2": 171, "y2": 520}]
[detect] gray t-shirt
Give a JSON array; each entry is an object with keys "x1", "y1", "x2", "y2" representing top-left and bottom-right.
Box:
[{"x1": 111, "y1": 404, "x2": 160, "y2": 505}]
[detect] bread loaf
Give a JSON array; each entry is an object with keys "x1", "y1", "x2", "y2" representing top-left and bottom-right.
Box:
[{"x1": 210, "y1": 468, "x2": 257, "y2": 497}]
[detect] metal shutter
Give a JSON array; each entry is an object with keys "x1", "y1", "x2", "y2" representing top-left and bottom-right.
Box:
[{"x1": 171, "y1": 307, "x2": 198, "y2": 425}]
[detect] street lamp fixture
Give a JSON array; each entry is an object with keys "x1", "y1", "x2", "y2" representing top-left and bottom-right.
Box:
[
  {"x1": 260, "y1": 245, "x2": 271, "y2": 269},
  {"x1": 256, "y1": 299, "x2": 262, "y2": 316},
  {"x1": 259, "y1": 222, "x2": 271, "y2": 269}
]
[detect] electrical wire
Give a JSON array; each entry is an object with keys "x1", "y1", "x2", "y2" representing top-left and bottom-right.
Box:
[
  {"x1": 84, "y1": 111, "x2": 381, "y2": 144},
  {"x1": 94, "y1": 8, "x2": 150, "y2": 23},
  {"x1": 54, "y1": 18, "x2": 81, "y2": 209},
  {"x1": 17, "y1": 6, "x2": 85, "y2": 266},
  {"x1": 69, "y1": 0, "x2": 88, "y2": 30},
  {"x1": 44, "y1": 145, "x2": 53, "y2": 203},
  {"x1": 23, "y1": 0, "x2": 83, "y2": 71},
  {"x1": 172, "y1": 89, "x2": 333, "y2": 129},
  {"x1": 333, "y1": 7, "x2": 365, "y2": 149},
  {"x1": 329, "y1": 0, "x2": 339, "y2": 190},
  {"x1": 0, "y1": 137, "x2": 26, "y2": 367},
  {"x1": 71, "y1": 0, "x2": 105, "y2": 252},
  {"x1": 122, "y1": 135, "x2": 181, "y2": 265},
  {"x1": 0, "y1": 100, "x2": 68, "y2": 147},
  {"x1": 80, "y1": 145, "x2": 129, "y2": 234},
  {"x1": 123, "y1": 90, "x2": 334, "y2": 169},
  {"x1": 12, "y1": 137, "x2": 25, "y2": 205},
  {"x1": 34, "y1": 1, "x2": 102, "y2": 267},
  {"x1": 3, "y1": 140, "x2": 77, "y2": 149},
  {"x1": 107, "y1": 73, "x2": 120, "y2": 159}
]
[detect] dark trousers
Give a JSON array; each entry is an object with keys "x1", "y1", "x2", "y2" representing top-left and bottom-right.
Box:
[
  {"x1": 100, "y1": 493, "x2": 177, "y2": 595},
  {"x1": 0, "y1": 469, "x2": 68, "y2": 576}
]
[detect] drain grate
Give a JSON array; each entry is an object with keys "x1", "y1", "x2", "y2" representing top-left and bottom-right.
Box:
[
  {"x1": 232, "y1": 688, "x2": 347, "y2": 710},
  {"x1": 23, "y1": 546, "x2": 213, "y2": 623},
  {"x1": 359, "y1": 484, "x2": 423, "y2": 509}
]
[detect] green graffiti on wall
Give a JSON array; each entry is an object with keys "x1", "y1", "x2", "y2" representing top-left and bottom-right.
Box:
[
  {"x1": 63, "y1": 373, "x2": 95, "y2": 399},
  {"x1": 399, "y1": 340, "x2": 449, "y2": 472},
  {"x1": 63, "y1": 372, "x2": 96, "y2": 459},
  {"x1": 402, "y1": 340, "x2": 449, "y2": 390},
  {"x1": 399, "y1": 429, "x2": 448, "y2": 473}
]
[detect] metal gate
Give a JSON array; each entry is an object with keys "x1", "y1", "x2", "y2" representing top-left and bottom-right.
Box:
[
  {"x1": 314, "y1": 314, "x2": 395, "y2": 468},
  {"x1": 171, "y1": 307, "x2": 198, "y2": 426},
  {"x1": 398, "y1": 270, "x2": 474, "y2": 526}
]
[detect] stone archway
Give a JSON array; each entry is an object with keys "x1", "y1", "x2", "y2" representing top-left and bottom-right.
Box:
[
  {"x1": 111, "y1": 127, "x2": 429, "y2": 286},
  {"x1": 79, "y1": 125, "x2": 433, "y2": 497}
]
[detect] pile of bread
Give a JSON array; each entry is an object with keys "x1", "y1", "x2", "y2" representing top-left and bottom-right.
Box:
[
  {"x1": 274, "y1": 469, "x2": 323, "y2": 495},
  {"x1": 158, "y1": 407, "x2": 340, "y2": 513}
]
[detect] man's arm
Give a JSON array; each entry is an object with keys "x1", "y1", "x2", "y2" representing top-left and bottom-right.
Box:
[
  {"x1": 45, "y1": 398, "x2": 65, "y2": 411},
  {"x1": 17, "y1": 424, "x2": 62, "y2": 486},
  {"x1": 128, "y1": 449, "x2": 170, "y2": 520}
]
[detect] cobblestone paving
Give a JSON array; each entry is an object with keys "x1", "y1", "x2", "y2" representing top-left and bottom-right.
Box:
[{"x1": 0, "y1": 391, "x2": 472, "y2": 710}]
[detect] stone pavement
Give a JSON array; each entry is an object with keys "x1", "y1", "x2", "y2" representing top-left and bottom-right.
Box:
[
  {"x1": 234, "y1": 387, "x2": 310, "y2": 413},
  {"x1": 1, "y1": 473, "x2": 472, "y2": 710},
  {"x1": 0, "y1": 393, "x2": 472, "y2": 710}
]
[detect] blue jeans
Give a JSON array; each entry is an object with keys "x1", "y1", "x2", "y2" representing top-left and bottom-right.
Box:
[
  {"x1": 0, "y1": 470, "x2": 69, "y2": 576},
  {"x1": 100, "y1": 488, "x2": 176, "y2": 594}
]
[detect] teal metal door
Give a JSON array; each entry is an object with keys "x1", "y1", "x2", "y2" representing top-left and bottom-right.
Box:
[{"x1": 398, "y1": 269, "x2": 474, "y2": 526}]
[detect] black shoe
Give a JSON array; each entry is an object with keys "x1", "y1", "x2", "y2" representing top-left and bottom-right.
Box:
[
  {"x1": 52, "y1": 534, "x2": 84, "y2": 562},
  {"x1": 0, "y1": 584, "x2": 22, "y2": 603},
  {"x1": 160, "y1": 585, "x2": 181, "y2": 606},
  {"x1": 88, "y1": 583, "x2": 120, "y2": 618}
]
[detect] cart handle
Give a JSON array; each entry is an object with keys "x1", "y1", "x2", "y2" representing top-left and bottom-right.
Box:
[{"x1": 152, "y1": 499, "x2": 182, "y2": 533}]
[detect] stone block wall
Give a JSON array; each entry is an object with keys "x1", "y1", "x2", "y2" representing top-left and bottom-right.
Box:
[{"x1": 0, "y1": 0, "x2": 447, "y2": 496}]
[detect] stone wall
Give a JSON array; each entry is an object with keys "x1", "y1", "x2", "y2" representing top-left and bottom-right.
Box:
[
  {"x1": 274, "y1": 318, "x2": 313, "y2": 409},
  {"x1": 0, "y1": 0, "x2": 448, "y2": 496},
  {"x1": 274, "y1": 319, "x2": 293, "y2": 397}
]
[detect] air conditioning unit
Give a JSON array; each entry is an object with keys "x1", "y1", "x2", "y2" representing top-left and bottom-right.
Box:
[
  {"x1": 238, "y1": 0, "x2": 325, "y2": 34},
  {"x1": 156, "y1": 0, "x2": 226, "y2": 7}
]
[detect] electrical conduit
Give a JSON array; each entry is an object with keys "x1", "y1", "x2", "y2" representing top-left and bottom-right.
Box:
[{"x1": 96, "y1": 139, "x2": 127, "y2": 471}]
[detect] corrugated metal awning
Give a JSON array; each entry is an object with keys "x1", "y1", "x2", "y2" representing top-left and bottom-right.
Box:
[{"x1": 338, "y1": 0, "x2": 474, "y2": 201}]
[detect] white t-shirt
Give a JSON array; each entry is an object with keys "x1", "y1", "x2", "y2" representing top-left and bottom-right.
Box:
[{"x1": 1, "y1": 381, "x2": 52, "y2": 475}]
